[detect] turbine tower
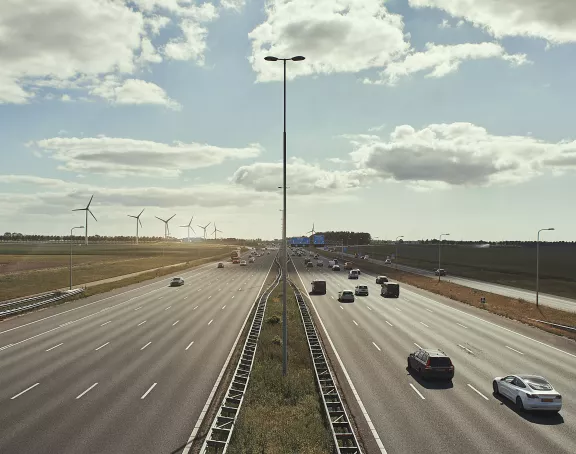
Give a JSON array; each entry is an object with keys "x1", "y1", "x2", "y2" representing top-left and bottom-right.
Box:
[
  {"x1": 212, "y1": 222, "x2": 222, "y2": 240},
  {"x1": 198, "y1": 222, "x2": 211, "y2": 240},
  {"x1": 128, "y1": 209, "x2": 144, "y2": 245},
  {"x1": 307, "y1": 223, "x2": 316, "y2": 236},
  {"x1": 180, "y1": 217, "x2": 196, "y2": 242},
  {"x1": 155, "y1": 214, "x2": 176, "y2": 239},
  {"x1": 72, "y1": 194, "x2": 97, "y2": 245}
]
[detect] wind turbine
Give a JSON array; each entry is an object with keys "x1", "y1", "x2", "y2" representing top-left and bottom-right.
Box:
[
  {"x1": 72, "y1": 194, "x2": 97, "y2": 245},
  {"x1": 307, "y1": 223, "x2": 316, "y2": 236},
  {"x1": 128, "y1": 209, "x2": 144, "y2": 245},
  {"x1": 180, "y1": 217, "x2": 196, "y2": 242},
  {"x1": 155, "y1": 214, "x2": 176, "y2": 239},
  {"x1": 212, "y1": 222, "x2": 223, "y2": 240},
  {"x1": 198, "y1": 222, "x2": 211, "y2": 240}
]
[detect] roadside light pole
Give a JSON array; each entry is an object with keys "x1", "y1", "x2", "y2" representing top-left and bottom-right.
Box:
[
  {"x1": 70, "y1": 226, "x2": 84, "y2": 290},
  {"x1": 395, "y1": 235, "x2": 404, "y2": 270},
  {"x1": 265, "y1": 54, "x2": 305, "y2": 377},
  {"x1": 438, "y1": 233, "x2": 450, "y2": 282},
  {"x1": 536, "y1": 228, "x2": 555, "y2": 307},
  {"x1": 372, "y1": 237, "x2": 379, "y2": 258}
]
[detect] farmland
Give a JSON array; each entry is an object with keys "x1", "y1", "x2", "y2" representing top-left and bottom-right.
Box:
[
  {"x1": 0, "y1": 242, "x2": 234, "y2": 301},
  {"x1": 348, "y1": 243, "x2": 576, "y2": 299}
]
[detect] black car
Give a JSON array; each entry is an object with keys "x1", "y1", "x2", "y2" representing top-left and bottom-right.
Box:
[{"x1": 408, "y1": 349, "x2": 454, "y2": 380}]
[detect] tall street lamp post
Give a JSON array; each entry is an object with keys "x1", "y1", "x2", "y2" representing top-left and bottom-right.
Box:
[
  {"x1": 265, "y1": 54, "x2": 305, "y2": 377},
  {"x1": 536, "y1": 228, "x2": 555, "y2": 307},
  {"x1": 395, "y1": 235, "x2": 404, "y2": 270},
  {"x1": 70, "y1": 226, "x2": 84, "y2": 290},
  {"x1": 438, "y1": 233, "x2": 450, "y2": 282}
]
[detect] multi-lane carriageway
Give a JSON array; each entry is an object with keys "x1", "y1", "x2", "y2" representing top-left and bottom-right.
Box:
[
  {"x1": 0, "y1": 253, "x2": 276, "y2": 454},
  {"x1": 293, "y1": 257, "x2": 576, "y2": 454}
]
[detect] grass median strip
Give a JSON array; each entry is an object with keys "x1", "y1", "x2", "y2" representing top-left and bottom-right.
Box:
[{"x1": 227, "y1": 284, "x2": 333, "y2": 454}]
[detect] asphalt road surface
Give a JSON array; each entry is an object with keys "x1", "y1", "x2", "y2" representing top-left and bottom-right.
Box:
[
  {"x1": 293, "y1": 257, "x2": 576, "y2": 454},
  {"x1": 0, "y1": 252, "x2": 276, "y2": 454},
  {"x1": 336, "y1": 252, "x2": 576, "y2": 313}
]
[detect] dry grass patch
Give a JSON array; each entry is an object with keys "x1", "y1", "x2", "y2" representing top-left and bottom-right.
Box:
[{"x1": 227, "y1": 287, "x2": 333, "y2": 454}]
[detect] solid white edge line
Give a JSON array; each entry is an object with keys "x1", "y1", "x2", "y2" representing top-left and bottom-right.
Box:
[
  {"x1": 181, "y1": 256, "x2": 276, "y2": 454},
  {"x1": 0, "y1": 261, "x2": 219, "y2": 336},
  {"x1": 185, "y1": 341, "x2": 195, "y2": 351},
  {"x1": 372, "y1": 342, "x2": 381, "y2": 351},
  {"x1": 45, "y1": 342, "x2": 64, "y2": 352},
  {"x1": 141, "y1": 382, "x2": 157, "y2": 399},
  {"x1": 505, "y1": 345, "x2": 524, "y2": 355},
  {"x1": 95, "y1": 342, "x2": 109, "y2": 351},
  {"x1": 467, "y1": 384, "x2": 490, "y2": 400},
  {"x1": 11, "y1": 382, "x2": 40, "y2": 399},
  {"x1": 76, "y1": 382, "x2": 98, "y2": 399},
  {"x1": 292, "y1": 264, "x2": 388, "y2": 453},
  {"x1": 409, "y1": 383, "x2": 426, "y2": 400},
  {"x1": 414, "y1": 342, "x2": 422, "y2": 349}
]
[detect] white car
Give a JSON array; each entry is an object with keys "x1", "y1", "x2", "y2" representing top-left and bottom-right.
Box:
[
  {"x1": 384, "y1": 259, "x2": 391, "y2": 265},
  {"x1": 240, "y1": 260, "x2": 247, "y2": 266},
  {"x1": 493, "y1": 375, "x2": 562, "y2": 413},
  {"x1": 249, "y1": 257, "x2": 255, "y2": 263}
]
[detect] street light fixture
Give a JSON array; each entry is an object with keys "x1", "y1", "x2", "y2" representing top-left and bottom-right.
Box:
[
  {"x1": 438, "y1": 233, "x2": 450, "y2": 282},
  {"x1": 536, "y1": 228, "x2": 555, "y2": 307},
  {"x1": 395, "y1": 236, "x2": 404, "y2": 270},
  {"x1": 265, "y1": 54, "x2": 306, "y2": 377},
  {"x1": 70, "y1": 226, "x2": 84, "y2": 290}
]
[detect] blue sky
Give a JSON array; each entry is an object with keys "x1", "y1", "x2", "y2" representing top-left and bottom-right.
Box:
[{"x1": 1, "y1": 0, "x2": 575, "y2": 241}]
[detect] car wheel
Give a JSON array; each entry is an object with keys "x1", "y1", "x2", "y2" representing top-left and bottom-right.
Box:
[
  {"x1": 492, "y1": 381, "x2": 499, "y2": 395},
  {"x1": 516, "y1": 396, "x2": 524, "y2": 412}
]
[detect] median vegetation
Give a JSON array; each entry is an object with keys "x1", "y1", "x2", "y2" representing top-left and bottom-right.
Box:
[
  {"x1": 320, "y1": 250, "x2": 576, "y2": 341},
  {"x1": 227, "y1": 284, "x2": 333, "y2": 453}
]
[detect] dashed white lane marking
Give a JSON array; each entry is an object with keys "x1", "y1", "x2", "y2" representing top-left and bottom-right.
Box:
[
  {"x1": 385, "y1": 321, "x2": 393, "y2": 327},
  {"x1": 409, "y1": 384, "x2": 425, "y2": 400},
  {"x1": 208, "y1": 319, "x2": 213, "y2": 325},
  {"x1": 193, "y1": 306, "x2": 199, "y2": 310},
  {"x1": 134, "y1": 306, "x2": 142, "y2": 311},
  {"x1": 141, "y1": 383, "x2": 157, "y2": 399},
  {"x1": 222, "y1": 305, "x2": 226, "y2": 310},
  {"x1": 457, "y1": 323, "x2": 468, "y2": 329},
  {"x1": 208, "y1": 296, "x2": 212, "y2": 300},
  {"x1": 505, "y1": 345, "x2": 524, "y2": 355},
  {"x1": 46, "y1": 343, "x2": 63, "y2": 352},
  {"x1": 395, "y1": 307, "x2": 402, "y2": 312},
  {"x1": 95, "y1": 342, "x2": 109, "y2": 351},
  {"x1": 185, "y1": 341, "x2": 195, "y2": 351},
  {"x1": 372, "y1": 342, "x2": 381, "y2": 351},
  {"x1": 173, "y1": 320, "x2": 180, "y2": 326},
  {"x1": 140, "y1": 342, "x2": 152, "y2": 350},
  {"x1": 425, "y1": 308, "x2": 433, "y2": 313},
  {"x1": 367, "y1": 306, "x2": 372, "y2": 311},
  {"x1": 138, "y1": 320, "x2": 147, "y2": 326},
  {"x1": 184, "y1": 296, "x2": 188, "y2": 300},
  {"x1": 100, "y1": 321, "x2": 111, "y2": 326},
  {"x1": 340, "y1": 306, "x2": 344, "y2": 310},
  {"x1": 164, "y1": 306, "x2": 171, "y2": 311},
  {"x1": 467, "y1": 384, "x2": 489, "y2": 400},
  {"x1": 414, "y1": 342, "x2": 422, "y2": 349},
  {"x1": 76, "y1": 383, "x2": 98, "y2": 399},
  {"x1": 353, "y1": 320, "x2": 359, "y2": 326},
  {"x1": 458, "y1": 344, "x2": 474, "y2": 355},
  {"x1": 11, "y1": 383, "x2": 40, "y2": 400},
  {"x1": 232, "y1": 295, "x2": 235, "y2": 299},
  {"x1": 420, "y1": 322, "x2": 430, "y2": 328}
]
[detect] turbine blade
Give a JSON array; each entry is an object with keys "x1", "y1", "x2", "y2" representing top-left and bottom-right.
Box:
[
  {"x1": 167, "y1": 214, "x2": 176, "y2": 222},
  {"x1": 87, "y1": 194, "x2": 94, "y2": 208},
  {"x1": 190, "y1": 227, "x2": 196, "y2": 234},
  {"x1": 72, "y1": 208, "x2": 85, "y2": 212},
  {"x1": 89, "y1": 209, "x2": 97, "y2": 221},
  {"x1": 155, "y1": 216, "x2": 164, "y2": 221},
  {"x1": 138, "y1": 208, "x2": 145, "y2": 217},
  {"x1": 139, "y1": 219, "x2": 143, "y2": 228}
]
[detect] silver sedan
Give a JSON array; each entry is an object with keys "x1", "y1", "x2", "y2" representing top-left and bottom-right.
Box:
[{"x1": 493, "y1": 375, "x2": 562, "y2": 412}]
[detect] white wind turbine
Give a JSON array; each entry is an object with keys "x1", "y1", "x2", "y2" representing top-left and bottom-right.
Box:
[
  {"x1": 155, "y1": 214, "x2": 176, "y2": 239},
  {"x1": 180, "y1": 217, "x2": 196, "y2": 242},
  {"x1": 127, "y1": 209, "x2": 144, "y2": 245},
  {"x1": 198, "y1": 222, "x2": 211, "y2": 240},
  {"x1": 72, "y1": 194, "x2": 97, "y2": 245}
]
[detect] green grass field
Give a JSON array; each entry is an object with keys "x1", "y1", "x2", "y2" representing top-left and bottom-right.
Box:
[
  {"x1": 0, "y1": 242, "x2": 234, "y2": 300},
  {"x1": 343, "y1": 243, "x2": 576, "y2": 299}
]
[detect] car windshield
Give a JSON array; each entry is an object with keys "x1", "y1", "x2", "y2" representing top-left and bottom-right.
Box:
[
  {"x1": 358, "y1": 286, "x2": 367, "y2": 290},
  {"x1": 343, "y1": 291, "x2": 353, "y2": 295},
  {"x1": 522, "y1": 376, "x2": 553, "y2": 391}
]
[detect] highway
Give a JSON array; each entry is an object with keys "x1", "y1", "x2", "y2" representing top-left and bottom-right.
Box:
[
  {"x1": 337, "y1": 252, "x2": 576, "y2": 312},
  {"x1": 0, "y1": 252, "x2": 276, "y2": 454},
  {"x1": 292, "y1": 256, "x2": 576, "y2": 454}
]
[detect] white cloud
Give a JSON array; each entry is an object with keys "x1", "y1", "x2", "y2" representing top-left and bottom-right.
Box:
[
  {"x1": 409, "y1": 0, "x2": 576, "y2": 44},
  {"x1": 248, "y1": 0, "x2": 410, "y2": 82},
  {"x1": 139, "y1": 38, "x2": 163, "y2": 64},
  {"x1": 368, "y1": 123, "x2": 387, "y2": 132},
  {"x1": 61, "y1": 94, "x2": 73, "y2": 102},
  {"x1": 220, "y1": 0, "x2": 245, "y2": 11},
  {"x1": 144, "y1": 14, "x2": 171, "y2": 35},
  {"x1": 347, "y1": 122, "x2": 576, "y2": 189},
  {"x1": 366, "y1": 42, "x2": 529, "y2": 85},
  {"x1": 31, "y1": 136, "x2": 263, "y2": 177},
  {"x1": 133, "y1": 0, "x2": 219, "y2": 20},
  {"x1": 439, "y1": 19, "x2": 451, "y2": 29},
  {"x1": 90, "y1": 77, "x2": 181, "y2": 109},
  {"x1": 164, "y1": 20, "x2": 210, "y2": 64},
  {"x1": 230, "y1": 158, "x2": 373, "y2": 195}
]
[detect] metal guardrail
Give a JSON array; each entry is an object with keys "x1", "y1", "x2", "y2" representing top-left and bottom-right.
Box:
[
  {"x1": 528, "y1": 318, "x2": 576, "y2": 332},
  {"x1": 290, "y1": 278, "x2": 363, "y2": 454},
  {"x1": 199, "y1": 258, "x2": 282, "y2": 454},
  {"x1": 0, "y1": 289, "x2": 84, "y2": 319}
]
